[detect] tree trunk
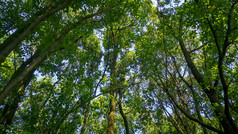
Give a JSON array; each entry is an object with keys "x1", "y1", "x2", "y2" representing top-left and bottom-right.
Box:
[
  {"x1": 80, "y1": 106, "x2": 90, "y2": 134},
  {"x1": 0, "y1": 69, "x2": 34, "y2": 133},
  {"x1": 0, "y1": 7, "x2": 112, "y2": 105},
  {"x1": 108, "y1": 93, "x2": 115, "y2": 134},
  {"x1": 0, "y1": 29, "x2": 69, "y2": 105},
  {"x1": 153, "y1": 76, "x2": 223, "y2": 133},
  {"x1": 178, "y1": 39, "x2": 237, "y2": 133},
  {"x1": 107, "y1": 26, "x2": 119, "y2": 134},
  {"x1": 118, "y1": 89, "x2": 130, "y2": 134},
  {"x1": 0, "y1": 0, "x2": 73, "y2": 65}
]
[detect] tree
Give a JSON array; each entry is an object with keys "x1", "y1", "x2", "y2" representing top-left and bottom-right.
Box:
[{"x1": 1, "y1": 0, "x2": 238, "y2": 133}]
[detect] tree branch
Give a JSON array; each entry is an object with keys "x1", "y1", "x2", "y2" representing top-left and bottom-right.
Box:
[{"x1": 152, "y1": 77, "x2": 223, "y2": 133}]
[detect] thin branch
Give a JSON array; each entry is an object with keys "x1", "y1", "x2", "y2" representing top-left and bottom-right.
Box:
[
  {"x1": 0, "y1": 65, "x2": 11, "y2": 69},
  {"x1": 206, "y1": 18, "x2": 221, "y2": 55},
  {"x1": 218, "y1": 2, "x2": 238, "y2": 132},
  {"x1": 151, "y1": 77, "x2": 223, "y2": 133},
  {"x1": 172, "y1": 56, "x2": 192, "y2": 89},
  {"x1": 94, "y1": 53, "x2": 109, "y2": 95},
  {"x1": 189, "y1": 44, "x2": 207, "y2": 53},
  {"x1": 223, "y1": 1, "x2": 238, "y2": 52},
  {"x1": 164, "y1": 107, "x2": 185, "y2": 134}
]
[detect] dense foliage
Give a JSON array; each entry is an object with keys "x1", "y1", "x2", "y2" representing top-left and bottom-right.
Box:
[{"x1": 0, "y1": 0, "x2": 238, "y2": 133}]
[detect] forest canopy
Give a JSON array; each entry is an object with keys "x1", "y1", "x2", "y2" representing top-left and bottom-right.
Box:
[{"x1": 0, "y1": 0, "x2": 238, "y2": 133}]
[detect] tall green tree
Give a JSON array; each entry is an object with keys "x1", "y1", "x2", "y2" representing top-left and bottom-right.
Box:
[{"x1": 1, "y1": 0, "x2": 238, "y2": 133}]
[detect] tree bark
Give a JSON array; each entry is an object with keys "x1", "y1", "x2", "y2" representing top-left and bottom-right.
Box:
[
  {"x1": 207, "y1": 2, "x2": 238, "y2": 132},
  {"x1": 0, "y1": 28, "x2": 69, "y2": 105},
  {"x1": 118, "y1": 89, "x2": 130, "y2": 134},
  {"x1": 108, "y1": 93, "x2": 115, "y2": 134},
  {"x1": 80, "y1": 106, "x2": 90, "y2": 134},
  {"x1": 178, "y1": 39, "x2": 236, "y2": 134},
  {"x1": 0, "y1": 69, "x2": 34, "y2": 133},
  {"x1": 107, "y1": 28, "x2": 118, "y2": 134}
]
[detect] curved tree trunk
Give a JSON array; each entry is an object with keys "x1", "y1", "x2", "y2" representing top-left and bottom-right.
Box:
[
  {"x1": 178, "y1": 39, "x2": 237, "y2": 134},
  {"x1": 152, "y1": 76, "x2": 223, "y2": 133},
  {"x1": 0, "y1": 28, "x2": 69, "y2": 105},
  {"x1": 0, "y1": 69, "x2": 35, "y2": 133},
  {"x1": 0, "y1": 0, "x2": 73, "y2": 65},
  {"x1": 0, "y1": 6, "x2": 113, "y2": 105}
]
